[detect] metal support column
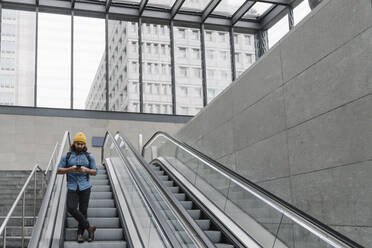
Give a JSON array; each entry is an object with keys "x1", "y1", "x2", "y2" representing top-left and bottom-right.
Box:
[
  {"x1": 21, "y1": 191, "x2": 25, "y2": 248},
  {"x1": 254, "y1": 29, "x2": 268, "y2": 59},
  {"x1": 169, "y1": 20, "x2": 176, "y2": 114},
  {"x1": 138, "y1": 18, "x2": 144, "y2": 113},
  {"x1": 33, "y1": 172, "x2": 37, "y2": 225},
  {"x1": 105, "y1": 14, "x2": 109, "y2": 111},
  {"x1": 288, "y1": 6, "x2": 294, "y2": 30},
  {"x1": 34, "y1": 8, "x2": 39, "y2": 107},
  {"x1": 71, "y1": 11, "x2": 74, "y2": 109},
  {"x1": 200, "y1": 24, "x2": 207, "y2": 107},
  {"x1": 229, "y1": 26, "x2": 236, "y2": 81}
]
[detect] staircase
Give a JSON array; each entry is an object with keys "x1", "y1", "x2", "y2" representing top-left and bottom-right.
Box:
[
  {"x1": 150, "y1": 163, "x2": 235, "y2": 248},
  {"x1": 64, "y1": 165, "x2": 127, "y2": 248},
  {"x1": 0, "y1": 170, "x2": 45, "y2": 248}
]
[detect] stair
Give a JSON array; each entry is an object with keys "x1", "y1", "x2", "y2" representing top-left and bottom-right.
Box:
[
  {"x1": 150, "y1": 164, "x2": 236, "y2": 248},
  {"x1": 0, "y1": 170, "x2": 45, "y2": 248},
  {"x1": 64, "y1": 165, "x2": 127, "y2": 248}
]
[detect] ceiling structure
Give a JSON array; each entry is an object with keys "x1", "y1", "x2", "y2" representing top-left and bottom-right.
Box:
[{"x1": 1, "y1": 0, "x2": 302, "y2": 31}]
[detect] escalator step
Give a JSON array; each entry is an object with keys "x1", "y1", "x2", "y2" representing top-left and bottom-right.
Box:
[
  {"x1": 167, "y1": 186, "x2": 179, "y2": 193},
  {"x1": 67, "y1": 208, "x2": 117, "y2": 218},
  {"x1": 89, "y1": 199, "x2": 115, "y2": 208},
  {"x1": 155, "y1": 170, "x2": 164, "y2": 175},
  {"x1": 66, "y1": 217, "x2": 120, "y2": 228},
  {"x1": 163, "y1": 181, "x2": 174, "y2": 187},
  {"x1": 187, "y1": 209, "x2": 201, "y2": 220},
  {"x1": 159, "y1": 175, "x2": 169, "y2": 181},
  {"x1": 215, "y1": 244, "x2": 234, "y2": 248},
  {"x1": 90, "y1": 179, "x2": 110, "y2": 185},
  {"x1": 94, "y1": 174, "x2": 108, "y2": 180},
  {"x1": 91, "y1": 192, "x2": 113, "y2": 199},
  {"x1": 195, "y1": 219, "x2": 211, "y2": 230},
  {"x1": 91, "y1": 185, "x2": 111, "y2": 192},
  {"x1": 64, "y1": 241, "x2": 127, "y2": 248},
  {"x1": 180, "y1": 201, "x2": 193, "y2": 210},
  {"x1": 97, "y1": 165, "x2": 106, "y2": 170},
  {"x1": 204, "y1": 230, "x2": 222, "y2": 243},
  {"x1": 174, "y1": 193, "x2": 186, "y2": 201},
  {"x1": 65, "y1": 228, "x2": 123, "y2": 241}
]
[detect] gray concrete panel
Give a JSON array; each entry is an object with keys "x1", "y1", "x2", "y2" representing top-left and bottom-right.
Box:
[
  {"x1": 291, "y1": 161, "x2": 372, "y2": 227},
  {"x1": 233, "y1": 87, "x2": 286, "y2": 151},
  {"x1": 236, "y1": 131, "x2": 290, "y2": 183},
  {"x1": 201, "y1": 120, "x2": 234, "y2": 159},
  {"x1": 285, "y1": 26, "x2": 372, "y2": 127},
  {"x1": 331, "y1": 225, "x2": 372, "y2": 248},
  {"x1": 232, "y1": 48, "x2": 283, "y2": 115},
  {"x1": 281, "y1": 0, "x2": 372, "y2": 82},
  {"x1": 288, "y1": 94, "x2": 372, "y2": 175}
]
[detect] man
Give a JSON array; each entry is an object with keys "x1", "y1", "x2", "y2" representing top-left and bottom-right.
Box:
[{"x1": 57, "y1": 132, "x2": 97, "y2": 243}]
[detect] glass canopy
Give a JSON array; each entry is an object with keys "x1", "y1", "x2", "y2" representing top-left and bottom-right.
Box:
[
  {"x1": 245, "y1": 2, "x2": 273, "y2": 18},
  {"x1": 180, "y1": 0, "x2": 213, "y2": 12},
  {"x1": 212, "y1": 0, "x2": 246, "y2": 17},
  {"x1": 147, "y1": 0, "x2": 177, "y2": 9}
]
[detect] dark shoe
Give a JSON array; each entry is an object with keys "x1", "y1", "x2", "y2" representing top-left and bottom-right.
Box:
[
  {"x1": 87, "y1": 225, "x2": 96, "y2": 242},
  {"x1": 77, "y1": 233, "x2": 84, "y2": 243}
]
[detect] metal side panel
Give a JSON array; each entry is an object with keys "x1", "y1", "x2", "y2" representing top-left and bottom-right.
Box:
[
  {"x1": 156, "y1": 157, "x2": 271, "y2": 248},
  {"x1": 51, "y1": 176, "x2": 67, "y2": 248},
  {"x1": 105, "y1": 158, "x2": 142, "y2": 248}
]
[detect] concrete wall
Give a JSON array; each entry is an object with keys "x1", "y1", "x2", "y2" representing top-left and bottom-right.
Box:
[
  {"x1": 175, "y1": 0, "x2": 372, "y2": 246},
  {"x1": 0, "y1": 113, "x2": 184, "y2": 170}
]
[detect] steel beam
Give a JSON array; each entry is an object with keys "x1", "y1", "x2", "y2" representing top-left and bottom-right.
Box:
[
  {"x1": 231, "y1": 1, "x2": 256, "y2": 26},
  {"x1": 71, "y1": 12, "x2": 74, "y2": 109},
  {"x1": 260, "y1": 4, "x2": 288, "y2": 29},
  {"x1": 138, "y1": 18, "x2": 144, "y2": 113},
  {"x1": 169, "y1": 20, "x2": 176, "y2": 114},
  {"x1": 34, "y1": 7, "x2": 38, "y2": 107},
  {"x1": 254, "y1": 29, "x2": 268, "y2": 58},
  {"x1": 138, "y1": 0, "x2": 148, "y2": 16},
  {"x1": 201, "y1": 0, "x2": 221, "y2": 23},
  {"x1": 105, "y1": 14, "x2": 109, "y2": 111},
  {"x1": 170, "y1": 0, "x2": 185, "y2": 20},
  {"x1": 288, "y1": 5, "x2": 294, "y2": 30},
  {"x1": 105, "y1": 0, "x2": 112, "y2": 12},
  {"x1": 229, "y1": 26, "x2": 236, "y2": 81},
  {"x1": 256, "y1": 0, "x2": 292, "y2": 5},
  {"x1": 200, "y1": 24, "x2": 207, "y2": 107}
]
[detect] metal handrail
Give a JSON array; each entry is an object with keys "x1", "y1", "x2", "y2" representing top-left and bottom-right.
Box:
[
  {"x1": 44, "y1": 142, "x2": 59, "y2": 176},
  {"x1": 103, "y1": 131, "x2": 181, "y2": 248},
  {"x1": 0, "y1": 164, "x2": 43, "y2": 248},
  {"x1": 28, "y1": 131, "x2": 71, "y2": 248},
  {"x1": 142, "y1": 131, "x2": 364, "y2": 248}
]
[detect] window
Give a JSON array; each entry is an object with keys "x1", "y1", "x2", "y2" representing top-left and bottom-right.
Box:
[
  {"x1": 131, "y1": 41, "x2": 137, "y2": 52},
  {"x1": 37, "y1": 13, "x2": 70, "y2": 108},
  {"x1": 192, "y1": 49, "x2": 200, "y2": 59},
  {"x1": 206, "y1": 31, "x2": 212, "y2": 41},
  {"x1": 207, "y1": 69, "x2": 214, "y2": 79},
  {"x1": 154, "y1": 44, "x2": 159, "y2": 54},
  {"x1": 178, "y1": 28, "x2": 186, "y2": 39},
  {"x1": 179, "y1": 67, "x2": 187, "y2": 77},
  {"x1": 268, "y1": 14, "x2": 289, "y2": 48},
  {"x1": 245, "y1": 53, "x2": 253, "y2": 64},
  {"x1": 234, "y1": 34, "x2": 239, "y2": 44},
  {"x1": 74, "y1": 16, "x2": 105, "y2": 110},
  {"x1": 180, "y1": 87, "x2": 188, "y2": 97},
  {"x1": 235, "y1": 53, "x2": 241, "y2": 63},
  {"x1": 207, "y1": 50, "x2": 214, "y2": 59},
  {"x1": 245, "y1": 35, "x2": 252, "y2": 46},
  {"x1": 193, "y1": 68, "x2": 201, "y2": 78},
  {"x1": 161, "y1": 44, "x2": 166, "y2": 55},
  {"x1": 178, "y1": 47, "x2": 187, "y2": 58},
  {"x1": 219, "y1": 32, "x2": 226, "y2": 42},
  {"x1": 294, "y1": 0, "x2": 311, "y2": 25},
  {"x1": 191, "y1": 30, "x2": 199, "y2": 40},
  {"x1": 146, "y1": 43, "x2": 151, "y2": 54},
  {"x1": 220, "y1": 51, "x2": 228, "y2": 60}
]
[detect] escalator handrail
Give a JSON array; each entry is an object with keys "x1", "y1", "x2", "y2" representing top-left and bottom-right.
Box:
[
  {"x1": 142, "y1": 131, "x2": 363, "y2": 248},
  {"x1": 103, "y1": 131, "x2": 183, "y2": 248},
  {"x1": 28, "y1": 131, "x2": 71, "y2": 248},
  {"x1": 115, "y1": 132, "x2": 217, "y2": 248}
]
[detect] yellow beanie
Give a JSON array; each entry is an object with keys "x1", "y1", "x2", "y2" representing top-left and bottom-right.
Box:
[{"x1": 73, "y1": 132, "x2": 87, "y2": 144}]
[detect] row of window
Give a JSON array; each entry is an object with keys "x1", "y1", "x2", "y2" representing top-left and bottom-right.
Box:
[
  {"x1": 0, "y1": 92, "x2": 14, "y2": 105},
  {"x1": 1, "y1": 57, "x2": 16, "y2": 70},
  {"x1": 0, "y1": 75, "x2": 15, "y2": 88},
  {"x1": 1, "y1": 40, "x2": 16, "y2": 54}
]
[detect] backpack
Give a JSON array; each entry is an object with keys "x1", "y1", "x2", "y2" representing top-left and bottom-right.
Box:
[{"x1": 65, "y1": 151, "x2": 91, "y2": 181}]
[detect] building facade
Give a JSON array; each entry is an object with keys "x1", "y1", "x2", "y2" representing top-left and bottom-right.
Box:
[
  {"x1": 85, "y1": 20, "x2": 255, "y2": 115},
  {"x1": 0, "y1": 10, "x2": 35, "y2": 106}
]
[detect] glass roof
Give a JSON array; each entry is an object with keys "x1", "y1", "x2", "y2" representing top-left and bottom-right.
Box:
[
  {"x1": 245, "y1": 2, "x2": 273, "y2": 18},
  {"x1": 147, "y1": 0, "x2": 177, "y2": 9},
  {"x1": 111, "y1": 0, "x2": 141, "y2": 5},
  {"x1": 212, "y1": 0, "x2": 246, "y2": 17},
  {"x1": 180, "y1": 0, "x2": 213, "y2": 12}
]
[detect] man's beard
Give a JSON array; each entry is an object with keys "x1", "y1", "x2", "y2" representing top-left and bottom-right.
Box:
[{"x1": 75, "y1": 146, "x2": 83, "y2": 152}]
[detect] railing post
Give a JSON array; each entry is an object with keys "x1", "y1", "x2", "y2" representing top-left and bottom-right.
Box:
[
  {"x1": 34, "y1": 171, "x2": 37, "y2": 225},
  {"x1": 3, "y1": 227, "x2": 6, "y2": 248},
  {"x1": 22, "y1": 191, "x2": 25, "y2": 248}
]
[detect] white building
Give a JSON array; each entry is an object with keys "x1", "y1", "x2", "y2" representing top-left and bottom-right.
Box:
[
  {"x1": 85, "y1": 2, "x2": 255, "y2": 115},
  {"x1": 0, "y1": 10, "x2": 35, "y2": 106}
]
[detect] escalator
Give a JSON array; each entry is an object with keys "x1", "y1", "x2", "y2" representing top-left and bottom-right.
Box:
[
  {"x1": 26, "y1": 130, "x2": 363, "y2": 248},
  {"x1": 63, "y1": 164, "x2": 127, "y2": 248}
]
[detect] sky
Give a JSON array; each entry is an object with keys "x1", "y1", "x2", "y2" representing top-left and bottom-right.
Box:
[{"x1": 14, "y1": 0, "x2": 311, "y2": 109}]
